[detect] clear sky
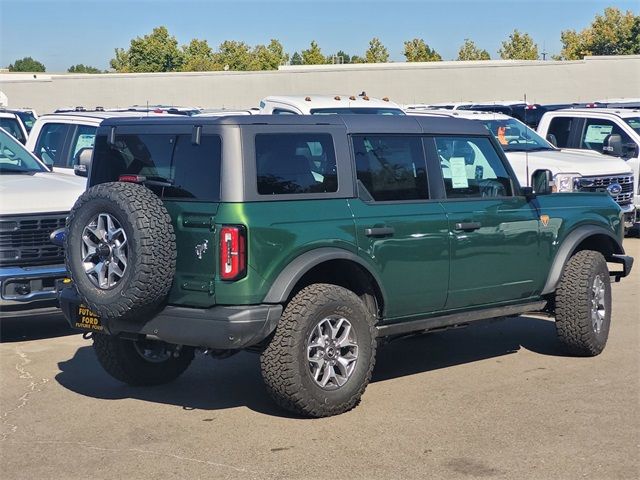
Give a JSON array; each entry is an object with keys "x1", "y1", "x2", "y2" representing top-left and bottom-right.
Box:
[{"x1": 1, "y1": 0, "x2": 638, "y2": 72}]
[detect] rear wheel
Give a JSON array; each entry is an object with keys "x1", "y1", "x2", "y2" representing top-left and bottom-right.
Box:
[
  {"x1": 93, "y1": 334, "x2": 194, "y2": 386},
  {"x1": 260, "y1": 284, "x2": 377, "y2": 417},
  {"x1": 555, "y1": 250, "x2": 611, "y2": 356}
]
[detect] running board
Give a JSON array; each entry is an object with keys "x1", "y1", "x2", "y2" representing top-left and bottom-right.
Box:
[{"x1": 376, "y1": 301, "x2": 547, "y2": 338}]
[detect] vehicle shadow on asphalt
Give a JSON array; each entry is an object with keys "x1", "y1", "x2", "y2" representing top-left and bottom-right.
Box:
[
  {"x1": 0, "y1": 310, "x2": 76, "y2": 343},
  {"x1": 55, "y1": 315, "x2": 567, "y2": 418}
]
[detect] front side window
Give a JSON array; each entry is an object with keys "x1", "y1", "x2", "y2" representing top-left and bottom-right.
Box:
[
  {"x1": 352, "y1": 135, "x2": 428, "y2": 201},
  {"x1": 580, "y1": 118, "x2": 632, "y2": 152},
  {"x1": 436, "y1": 136, "x2": 513, "y2": 198},
  {"x1": 0, "y1": 117, "x2": 26, "y2": 143},
  {"x1": 546, "y1": 117, "x2": 574, "y2": 147},
  {"x1": 256, "y1": 133, "x2": 337, "y2": 195},
  {"x1": 91, "y1": 133, "x2": 221, "y2": 201},
  {"x1": 34, "y1": 123, "x2": 71, "y2": 167},
  {"x1": 0, "y1": 129, "x2": 47, "y2": 173}
]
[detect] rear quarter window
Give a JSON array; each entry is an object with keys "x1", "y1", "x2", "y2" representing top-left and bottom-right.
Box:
[
  {"x1": 255, "y1": 133, "x2": 338, "y2": 195},
  {"x1": 91, "y1": 133, "x2": 221, "y2": 202}
]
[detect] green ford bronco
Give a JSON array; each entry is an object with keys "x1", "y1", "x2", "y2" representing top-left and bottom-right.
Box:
[{"x1": 58, "y1": 115, "x2": 633, "y2": 417}]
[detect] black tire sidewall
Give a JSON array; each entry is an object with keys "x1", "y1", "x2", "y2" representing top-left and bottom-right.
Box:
[
  {"x1": 586, "y1": 258, "x2": 611, "y2": 349},
  {"x1": 67, "y1": 197, "x2": 139, "y2": 305},
  {"x1": 296, "y1": 296, "x2": 374, "y2": 406}
]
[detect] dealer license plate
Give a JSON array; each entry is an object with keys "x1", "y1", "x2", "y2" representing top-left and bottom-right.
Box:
[{"x1": 75, "y1": 305, "x2": 104, "y2": 332}]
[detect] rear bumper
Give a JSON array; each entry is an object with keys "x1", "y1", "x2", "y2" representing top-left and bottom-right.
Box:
[
  {"x1": 0, "y1": 264, "x2": 67, "y2": 309},
  {"x1": 58, "y1": 287, "x2": 282, "y2": 350}
]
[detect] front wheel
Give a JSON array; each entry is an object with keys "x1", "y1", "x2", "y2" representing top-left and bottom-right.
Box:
[
  {"x1": 260, "y1": 284, "x2": 377, "y2": 417},
  {"x1": 93, "y1": 334, "x2": 194, "y2": 386},
  {"x1": 555, "y1": 250, "x2": 612, "y2": 356}
]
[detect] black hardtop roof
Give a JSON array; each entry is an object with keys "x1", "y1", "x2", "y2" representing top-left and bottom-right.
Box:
[{"x1": 99, "y1": 114, "x2": 490, "y2": 136}]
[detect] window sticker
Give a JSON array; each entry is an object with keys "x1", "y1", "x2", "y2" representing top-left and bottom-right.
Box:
[
  {"x1": 584, "y1": 124, "x2": 613, "y2": 143},
  {"x1": 449, "y1": 157, "x2": 469, "y2": 188}
]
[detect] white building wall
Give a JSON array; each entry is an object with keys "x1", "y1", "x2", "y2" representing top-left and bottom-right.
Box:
[{"x1": 1, "y1": 55, "x2": 638, "y2": 113}]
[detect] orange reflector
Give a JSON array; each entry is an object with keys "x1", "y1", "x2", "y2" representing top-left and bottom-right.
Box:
[
  {"x1": 349, "y1": 96, "x2": 356, "y2": 100},
  {"x1": 334, "y1": 96, "x2": 341, "y2": 101},
  {"x1": 305, "y1": 96, "x2": 311, "y2": 102},
  {"x1": 382, "y1": 97, "x2": 389, "y2": 102}
]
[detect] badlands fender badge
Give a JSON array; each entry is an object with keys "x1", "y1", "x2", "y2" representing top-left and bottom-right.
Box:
[{"x1": 540, "y1": 214, "x2": 550, "y2": 227}]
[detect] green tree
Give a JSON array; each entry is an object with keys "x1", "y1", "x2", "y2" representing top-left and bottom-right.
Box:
[
  {"x1": 559, "y1": 7, "x2": 640, "y2": 59},
  {"x1": 301, "y1": 41, "x2": 327, "y2": 65},
  {"x1": 329, "y1": 50, "x2": 351, "y2": 64},
  {"x1": 181, "y1": 39, "x2": 218, "y2": 71},
  {"x1": 68, "y1": 64, "x2": 102, "y2": 73},
  {"x1": 249, "y1": 39, "x2": 289, "y2": 70},
  {"x1": 403, "y1": 38, "x2": 441, "y2": 62},
  {"x1": 290, "y1": 51, "x2": 303, "y2": 65},
  {"x1": 457, "y1": 39, "x2": 490, "y2": 60},
  {"x1": 365, "y1": 37, "x2": 389, "y2": 63},
  {"x1": 110, "y1": 26, "x2": 183, "y2": 72},
  {"x1": 215, "y1": 40, "x2": 252, "y2": 70},
  {"x1": 498, "y1": 30, "x2": 539, "y2": 60},
  {"x1": 350, "y1": 55, "x2": 365, "y2": 64},
  {"x1": 8, "y1": 57, "x2": 45, "y2": 72}
]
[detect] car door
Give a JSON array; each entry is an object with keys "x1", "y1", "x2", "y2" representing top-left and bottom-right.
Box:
[
  {"x1": 349, "y1": 134, "x2": 450, "y2": 319},
  {"x1": 430, "y1": 135, "x2": 543, "y2": 309}
]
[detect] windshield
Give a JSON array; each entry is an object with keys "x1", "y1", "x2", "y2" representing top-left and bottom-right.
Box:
[
  {"x1": 624, "y1": 117, "x2": 640, "y2": 134},
  {"x1": 310, "y1": 108, "x2": 405, "y2": 115},
  {"x1": 0, "y1": 117, "x2": 26, "y2": 143},
  {"x1": 0, "y1": 128, "x2": 48, "y2": 174},
  {"x1": 481, "y1": 118, "x2": 553, "y2": 152}
]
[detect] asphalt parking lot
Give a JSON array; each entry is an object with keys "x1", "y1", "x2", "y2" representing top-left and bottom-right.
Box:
[{"x1": 1, "y1": 240, "x2": 638, "y2": 480}]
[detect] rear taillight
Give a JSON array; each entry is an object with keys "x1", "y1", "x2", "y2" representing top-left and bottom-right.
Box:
[
  {"x1": 219, "y1": 225, "x2": 247, "y2": 281},
  {"x1": 119, "y1": 174, "x2": 146, "y2": 183}
]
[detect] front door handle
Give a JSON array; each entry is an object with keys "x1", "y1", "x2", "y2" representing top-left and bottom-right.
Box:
[
  {"x1": 454, "y1": 222, "x2": 482, "y2": 231},
  {"x1": 364, "y1": 226, "x2": 395, "y2": 237}
]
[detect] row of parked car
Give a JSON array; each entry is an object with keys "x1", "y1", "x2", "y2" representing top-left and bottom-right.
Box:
[{"x1": 0, "y1": 94, "x2": 639, "y2": 315}]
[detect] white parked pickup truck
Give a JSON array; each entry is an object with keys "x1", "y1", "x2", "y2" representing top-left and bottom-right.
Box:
[
  {"x1": 407, "y1": 109, "x2": 636, "y2": 229},
  {"x1": 0, "y1": 127, "x2": 85, "y2": 313},
  {"x1": 537, "y1": 108, "x2": 640, "y2": 231},
  {"x1": 259, "y1": 94, "x2": 405, "y2": 115}
]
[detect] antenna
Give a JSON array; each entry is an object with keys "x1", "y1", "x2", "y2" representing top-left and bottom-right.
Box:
[{"x1": 524, "y1": 93, "x2": 530, "y2": 186}]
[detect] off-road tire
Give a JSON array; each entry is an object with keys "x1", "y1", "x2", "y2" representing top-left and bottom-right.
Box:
[
  {"x1": 93, "y1": 334, "x2": 194, "y2": 386},
  {"x1": 65, "y1": 182, "x2": 176, "y2": 321},
  {"x1": 260, "y1": 283, "x2": 377, "y2": 417},
  {"x1": 555, "y1": 250, "x2": 611, "y2": 356}
]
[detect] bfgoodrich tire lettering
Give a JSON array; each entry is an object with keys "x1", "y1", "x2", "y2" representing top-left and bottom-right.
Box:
[
  {"x1": 555, "y1": 250, "x2": 612, "y2": 356},
  {"x1": 65, "y1": 182, "x2": 176, "y2": 321},
  {"x1": 260, "y1": 283, "x2": 377, "y2": 417}
]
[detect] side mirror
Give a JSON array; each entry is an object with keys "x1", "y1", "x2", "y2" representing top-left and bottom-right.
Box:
[
  {"x1": 74, "y1": 147, "x2": 93, "y2": 177},
  {"x1": 546, "y1": 133, "x2": 557, "y2": 147},
  {"x1": 531, "y1": 169, "x2": 553, "y2": 195},
  {"x1": 603, "y1": 134, "x2": 623, "y2": 157}
]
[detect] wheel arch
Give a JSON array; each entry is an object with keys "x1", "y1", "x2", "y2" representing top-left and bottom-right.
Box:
[
  {"x1": 263, "y1": 248, "x2": 387, "y2": 318},
  {"x1": 541, "y1": 225, "x2": 624, "y2": 295}
]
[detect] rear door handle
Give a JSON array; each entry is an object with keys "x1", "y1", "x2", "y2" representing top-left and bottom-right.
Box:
[
  {"x1": 364, "y1": 227, "x2": 395, "y2": 237},
  {"x1": 454, "y1": 222, "x2": 482, "y2": 231}
]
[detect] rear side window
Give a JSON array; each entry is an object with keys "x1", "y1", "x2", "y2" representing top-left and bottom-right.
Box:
[
  {"x1": 256, "y1": 133, "x2": 337, "y2": 195},
  {"x1": 546, "y1": 117, "x2": 574, "y2": 147},
  {"x1": 352, "y1": 135, "x2": 428, "y2": 201},
  {"x1": 91, "y1": 133, "x2": 221, "y2": 201},
  {"x1": 34, "y1": 123, "x2": 71, "y2": 167},
  {"x1": 0, "y1": 117, "x2": 26, "y2": 143},
  {"x1": 580, "y1": 118, "x2": 633, "y2": 152},
  {"x1": 435, "y1": 136, "x2": 513, "y2": 198}
]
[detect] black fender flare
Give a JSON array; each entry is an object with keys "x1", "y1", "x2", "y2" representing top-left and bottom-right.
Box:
[
  {"x1": 263, "y1": 247, "x2": 387, "y2": 306},
  {"x1": 541, "y1": 225, "x2": 624, "y2": 295}
]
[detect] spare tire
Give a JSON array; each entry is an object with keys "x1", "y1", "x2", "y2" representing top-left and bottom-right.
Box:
[{"x1": 65, "y1": 182, "x2": 176, "y2": 321}]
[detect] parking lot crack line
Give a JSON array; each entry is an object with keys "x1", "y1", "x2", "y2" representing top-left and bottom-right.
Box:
[
  {"x1": 4, "y1": 440, "x2": 267, "y2": 476},
  {"x1": 0, "y1": 346, "x2": 50, "y2": 441}
]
